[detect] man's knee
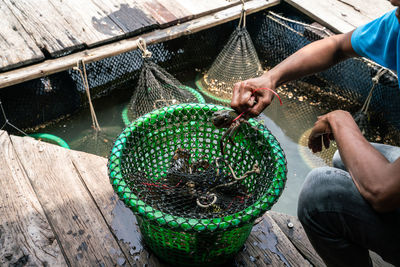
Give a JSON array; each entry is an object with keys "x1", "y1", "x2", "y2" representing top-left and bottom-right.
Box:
[
  {"x1": 297, "y1": 167, "x2": 352, "y2": 224},
  {"x1": 298, "y1": 167, "x2": 330, "y2": 224}
]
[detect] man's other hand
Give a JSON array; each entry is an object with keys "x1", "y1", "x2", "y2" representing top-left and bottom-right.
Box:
[{"x1": 308, "y1": 113, "x2": 335, "y2": 153}]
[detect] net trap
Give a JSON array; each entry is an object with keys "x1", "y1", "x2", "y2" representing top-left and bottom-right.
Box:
[
  {"x1": 108, "y1": 103, "x2": 287, "y2": 266},
  {"x1": 195, "y1": 0, "x2": 263, "y2": 104},
  {"x1": 122, "y1": 38, "x2": 205, "y2": 126}
]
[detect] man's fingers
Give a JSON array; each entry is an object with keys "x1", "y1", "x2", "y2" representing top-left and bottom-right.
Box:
[
  {"x1": 231, "y1": 82, "x2": 242, "y2": 111},
  {"x1": 323, "y1": 134, "x2": 330, "y2": 149},
  {"x1": 247, "y1": 98, "x2": 269, "y2": 118},
  {"x1": 308, "y1": 133, "x2": 323, "y2": 153},
  {"x1": 231, "y1": 81, "x2": 253, "y2": 113}
]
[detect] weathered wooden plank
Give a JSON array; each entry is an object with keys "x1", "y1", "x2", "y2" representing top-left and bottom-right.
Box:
[
  {"x1": 234, "y1": 212, "x2": 311, "y2": 266},
  {"x1": 0, "y1": 130, "x2": 67, "y2": 266},
  {"x1": 0, "y1": 3, "x2": 44, "y2": 71},
  {"x1": 269, "y1": 211, "x2": 326, "y2": 267},
  {"x1": 176, "y1": 0, "x2": 241, "y2": 19},
  {"x1": 48, "y1": 0, "x2": 124, "y2": 47},
  {"x1": 10, "y1": 134, "x2": 127, "y2": 266},
  {"x1": 284, "y1": 0, "x2": 394, "y2": 33},
  {"x1": 69, "y1": 150, "x2": 167, "y2": 266},
  {"x1": 0, "y1": 0, "x2": 280, "y2": 88},
  {"x1": 91, "y1": 0, "x2": 158, "y2": 36},
  {"x1": 2, "y1": 0, "x2": 83, "y2": 57},
  {"x1": 156, "y1": 0, "x2": 194, "y2": 23},
  {"x1": 335, "y1": 0, "x2": 394, "y2": 21},
  {"x1": 137, "y1": 0, "x2": 179, "y2": 27}
]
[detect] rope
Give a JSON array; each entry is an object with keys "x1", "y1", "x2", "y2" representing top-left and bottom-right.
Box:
[
  {"x1": 238, "y1": 0, "x2": 246, "y2": 28},
  {"x1": 361, "y1": 68, "x2": 387, "y2": 114},
  {"x1": 266, "y1": 14, "x2": 304, "y2": 37},
  {"x1": 269, "y1": 11, "x2": 333, "y2": 37},
  {"x1": 73, "y1": 60, "x2": 102, "y2": 132},
  {"x1": 137, "y1": 38, "x2": 152, "y2": 58},
  {"x1": 0, "y1": 99, "x2": 28, "y2": 136}
]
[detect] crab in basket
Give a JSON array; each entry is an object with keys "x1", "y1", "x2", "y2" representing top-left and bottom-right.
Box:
[
  {"x1": 211, "y1": 88, "x2": 282, "y2": 155},
  {"x1": 211, "y1": 109, "x2": 257, "y2": 155}
]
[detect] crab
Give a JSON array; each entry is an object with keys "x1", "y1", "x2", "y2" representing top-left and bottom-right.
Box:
[{"x1": 211, "y1": 109, "x2": 254, "y2": 155}]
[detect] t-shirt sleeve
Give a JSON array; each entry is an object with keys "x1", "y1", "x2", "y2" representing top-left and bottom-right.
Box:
[{"x1": 351, "y1": 9, "x2": 399, "y2": 70}]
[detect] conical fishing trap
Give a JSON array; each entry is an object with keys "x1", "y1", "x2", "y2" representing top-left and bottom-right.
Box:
[
  {"x1": 196, "y1": 1, "x2": 263, "y2": 104},
  {"x1": 108, "y1": 103, "x2": 287, "y2": 266},
  {"x1": 122, "y1": 38, "x2": 204, "y2": 126}
]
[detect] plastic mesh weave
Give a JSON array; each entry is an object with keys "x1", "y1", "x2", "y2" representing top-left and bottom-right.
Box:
[
  {"x1": 196, "y1": 10, "x2": 263, "y2": 104},
  {"x1": 108, "y1": 103, "x2": 287, "y2": 265}
]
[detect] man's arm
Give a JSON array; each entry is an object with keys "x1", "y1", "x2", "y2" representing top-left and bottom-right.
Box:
[
  {"x1": 309, "y1": 111, "x2": 400, "y2": 212},
  {"x1": 231, "y1": 31, "x2": 358, "y2": 116}
]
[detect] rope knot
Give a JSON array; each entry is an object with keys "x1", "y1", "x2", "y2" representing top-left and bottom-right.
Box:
[
  {"x1": 137, "y1": 38, "x2": 152, "y2": 58},
  {"x1": 372, "y1": 68, "x2": 387, "y2": 84}
]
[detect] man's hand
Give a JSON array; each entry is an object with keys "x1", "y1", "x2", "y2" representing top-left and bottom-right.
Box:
[
  {"x1": 308, "y1": 113, "x2": 335, "y2": 153},
  {"x1": 230, "y1": 74, "x2": 276, "y2": 118}
]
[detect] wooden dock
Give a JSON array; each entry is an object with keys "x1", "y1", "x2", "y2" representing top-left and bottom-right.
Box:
[
  {"x1": 0, "y1": 129, "x2": 320, "y2": 266},
  {"x1": 1, "y1": 129, "x2": 394, "y2": 266}
]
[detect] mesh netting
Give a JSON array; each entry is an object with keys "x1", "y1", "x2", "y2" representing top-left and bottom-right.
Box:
[
  {"x1": 108, "y1": 103, "x2": 287, "y2": 265},
  {"x1": 196, "y1": 8, "x2": 263, "y2": 104},
  {"x1": 250, "y1": 10, "x2": 400, "y2": 147},
  {"x1": 126, "y1": 39, "x2": 203, "y2": 124}
]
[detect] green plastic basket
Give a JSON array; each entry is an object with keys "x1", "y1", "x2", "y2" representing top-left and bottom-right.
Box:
[{"x1": 108, "y1": 103, "x2": 287, "y2": 266}]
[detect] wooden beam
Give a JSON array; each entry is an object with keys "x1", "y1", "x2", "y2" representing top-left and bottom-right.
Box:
[
  {"x1": 0, "y1": 0, "x2": 280, "y2": 89},
  {"x1": 0, "y1": 130, "x2": 67, "y2": 266}
]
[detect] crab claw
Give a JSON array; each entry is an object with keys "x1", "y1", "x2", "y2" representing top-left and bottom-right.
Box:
[{"x1": 211, "y1": 110, "x2": 238, "y2": 128}]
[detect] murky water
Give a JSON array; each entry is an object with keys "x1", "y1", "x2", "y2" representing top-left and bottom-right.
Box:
[{"x1": 36, "y1": 73, "x2": 336, "y2": 216}]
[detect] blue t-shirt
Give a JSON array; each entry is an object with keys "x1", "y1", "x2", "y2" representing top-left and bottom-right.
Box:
[{"x1": 351, "y1": 9, "x2": 399, "y2": 79}]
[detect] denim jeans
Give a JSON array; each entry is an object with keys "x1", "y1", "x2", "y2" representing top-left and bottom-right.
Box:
[{"x1": 297, "y1": 143, "x2": 400, "y2": 267}]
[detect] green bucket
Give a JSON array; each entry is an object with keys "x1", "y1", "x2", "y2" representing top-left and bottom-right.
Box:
[{"x1": 108, "y1": 103, "x2": 287, "y2": 266}]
